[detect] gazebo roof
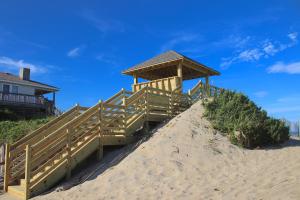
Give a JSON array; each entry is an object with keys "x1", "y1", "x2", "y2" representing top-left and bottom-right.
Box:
[{"x1": 122, "y1": 50, "x2": 220, "y2": 80}]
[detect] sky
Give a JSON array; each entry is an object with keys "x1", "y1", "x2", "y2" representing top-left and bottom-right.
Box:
[{"x1": 0, "y1": 0, "x2": 299, "y2": 121}]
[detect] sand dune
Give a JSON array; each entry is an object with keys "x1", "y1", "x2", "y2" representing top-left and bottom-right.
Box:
[{"x1": 2, "y1": 101, "x2": 300, "y2": 200}]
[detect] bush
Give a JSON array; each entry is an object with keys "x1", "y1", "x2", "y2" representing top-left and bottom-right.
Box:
[
  {"x1": 203, "y1": 90, "x2": 289, "y2": 148},
  {"x1": 0, "y1": 117, "x2": 53, "y2": 143}
]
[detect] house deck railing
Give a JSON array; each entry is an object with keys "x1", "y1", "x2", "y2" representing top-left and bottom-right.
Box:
[{"x1": 0, "y1": 92, "x2": 52, "y2": 107}]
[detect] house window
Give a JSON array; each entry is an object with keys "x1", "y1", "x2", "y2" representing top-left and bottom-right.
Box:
[
  {"x1": 3, "y1": 84, "x2": 10, "y2": 93},
  {"x1": 12, "y1": 85, "x2": 19, "y2": 94}
]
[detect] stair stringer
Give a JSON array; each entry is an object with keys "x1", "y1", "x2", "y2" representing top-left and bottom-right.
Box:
[{"x1": 29, "y1": 134, "x2": 100, "y2": 196}]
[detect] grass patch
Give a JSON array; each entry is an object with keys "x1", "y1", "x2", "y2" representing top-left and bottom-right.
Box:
[
  {"x1": 203, "y1": 90, "x2": 289, "y2": 148},
  {"x1": 0, "y1": 117, "x2": 53, "y2": 143},
  {"x1": 0, "y1": 109, "x2": 54, "y2": 143}
]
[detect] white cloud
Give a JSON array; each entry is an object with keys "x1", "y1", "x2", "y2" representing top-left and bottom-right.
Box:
[
  {"x1": 288, "y1": 32, "x2": 298, "y2": 43},
  {"x1": 160, "y1": 32, "x2": 200, "y2": 53},
  {"x1": 263, "y1": 42, "x2": 278, "y2": 56},
  {"x1": 213, "y1": 35, "x2": 251, "y2": 49},
  {"x1": 81, "y1": 10, "x2": 125, "y2": 34},
  {"x1": 67, "y1": 47, "x2": 81, "y2": 57},
  {"x1": 267, "y1": 61, "x2": 300, "y2": 74},
  {"x1": 221, "y1": 32, "x2": 298, "y2": 68},
  {"x1": 238, "y1": 49, "x2": 263, "y2": 61},
  {"x1": 254, "y1": 91, "x2": 268, "y2": 98},
  {"x1": 96, "y1": 54, "x2": 119, "y2": 66},
  {"x1": 0, "y1": 56, "x2": 48, "y2": 73}
]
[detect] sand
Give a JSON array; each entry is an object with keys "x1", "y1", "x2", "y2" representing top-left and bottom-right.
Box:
[{"x1": 2, "y1": 101, "x2": 300, "y2": 200}]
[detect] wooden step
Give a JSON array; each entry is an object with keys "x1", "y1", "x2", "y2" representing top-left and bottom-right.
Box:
[
  {"x1": 20, "y1": 179, "x2": 26, "y2": 187},
  {"x1": 7, "y1": 185, "x2": 25, "y2": 199}
]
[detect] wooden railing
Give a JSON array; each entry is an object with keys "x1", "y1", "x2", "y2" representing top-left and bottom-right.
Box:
[
  {"x1": 0, "y1": 92, "x2": 52, "y2": 107},
  {"x1": 132, "y1": 76, "x2": 181, "y2": 93},
  {"x1": 3, "y1": 105, "x2": 88, "y2": 190},
  {"x1": 4, "y1": 81, "x2": 222, "y2": 199}
]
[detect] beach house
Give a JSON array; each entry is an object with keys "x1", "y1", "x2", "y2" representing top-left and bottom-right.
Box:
[{"x1": 0, "y1": 68, "x2": 58, "y2": 115}]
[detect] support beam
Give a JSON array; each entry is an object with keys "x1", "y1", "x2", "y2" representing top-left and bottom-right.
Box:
[
  {"x1": 52, "y1": 92, "x2": 56, "y2": 105},
  {"x1": 177, "y1": 62, "x2": 183, "y2": 80},
  {"x1": 177, "y1": 62, "x2": 183, "y2": 93},
  {"x1": 133, "y1": 74, "x2": 138, "y2": 84},
  {"x1": 205, "y1": 76, "x2": 210, "y2": 96}
]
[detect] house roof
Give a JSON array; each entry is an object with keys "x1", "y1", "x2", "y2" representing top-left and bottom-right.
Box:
[
  {"x1": 0, "y1": 72, "x2": 59, "y2": 93},
  {"x1": 122, "y1": 50, "x2": 220, "y2": 80}
]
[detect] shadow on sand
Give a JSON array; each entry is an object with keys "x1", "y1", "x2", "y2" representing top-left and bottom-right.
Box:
[
  {"x1": 37, "y1": 120, "x2": 169, "y2": 196},
  {"x1": 260, "y1": 137, "x2": 300, "y2": 150}
]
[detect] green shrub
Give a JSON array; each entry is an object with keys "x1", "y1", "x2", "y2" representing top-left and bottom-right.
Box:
[
  {"x1": 203, "y1": 90, "x2": 289, "y2": 148},
  {"x1": 0, "y1": 117, "x2": 53, "y2": 143}
]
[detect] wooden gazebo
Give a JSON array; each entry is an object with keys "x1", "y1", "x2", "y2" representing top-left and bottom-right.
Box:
[{"x1": 122, "y1": 50, "x2": 220, "y2": 92}]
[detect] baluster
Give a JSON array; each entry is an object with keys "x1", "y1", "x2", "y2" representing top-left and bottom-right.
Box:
[
  {"x1": 66, "y1": 127, "x2": 72, "y2": 179},
  {"x1": 3, "y1": 143, "x2": 10, "y2": 192},
  {"x1": 25, "y1": 144, "x2": 32, "y2": 199},
  {"x1": 97, "y1": 101, "x2": 103, "y2": 161}
]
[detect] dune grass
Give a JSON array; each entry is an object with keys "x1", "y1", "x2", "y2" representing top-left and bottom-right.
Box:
[
  {"x1": 0, "y1": 109, "x2": 53, "y2": 143},
  {"x1": 203, "y1": 90, "x2": 290, "y2": 148}
]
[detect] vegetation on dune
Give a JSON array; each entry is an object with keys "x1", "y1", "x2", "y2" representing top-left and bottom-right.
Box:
[
  {"x1": 203, "y1": 90, "x2": 289, "y2": 148},
  {"x1": 0, "y1": 109, "x2": 53, "y2": 143}
]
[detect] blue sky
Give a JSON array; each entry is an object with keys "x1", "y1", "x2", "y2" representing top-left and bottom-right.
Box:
[{"x1": 0, "y1": 0, "x2": 299, "y2": 121}]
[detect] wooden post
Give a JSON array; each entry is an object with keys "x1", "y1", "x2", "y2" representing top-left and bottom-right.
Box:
[
  {"x1": 133, "y1": 74, "x2": 138, "y2": 84},
  {"x1": 205, "y1": 76, "x2": 210, "y2": 97},
  {"x1": 145, "y1": 86, "x2": 149, "y2": 120},
  {"x1": 188, "y1": 89, "x2": 192, "y2": 104},
  {"x1": 96, "y1": 100, "x2": 103, "y2": 161},
  {"x1": 169, "y1": 91, "x2": 174, "y2": 117},
  {"x1": 177, "y1": 62, "x2": 183, "y2": 93},
  {"x1": 24, "y1": 145, "x2": 32, "y2": 200},
  {"x1": 53, "y1": 92, "x2": 56, "y2": 107},
  {"x1": 122, "y1": 98, "x2": 127, "y2": 130},
  {"x1": 66, "y1": 127, "x2": 72, "y2": 180},
  {"x1": 3, "y1": 143, "x2": 10, "y2": 192}
]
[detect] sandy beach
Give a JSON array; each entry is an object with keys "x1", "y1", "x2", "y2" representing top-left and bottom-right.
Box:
[{"x1": 2, "y1": 101, "x2": 300, "y2": 200}]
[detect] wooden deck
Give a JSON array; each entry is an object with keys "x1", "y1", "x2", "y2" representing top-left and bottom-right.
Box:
[{"x1": 3, "y1": 79, "x2": 221, "y2": 199}]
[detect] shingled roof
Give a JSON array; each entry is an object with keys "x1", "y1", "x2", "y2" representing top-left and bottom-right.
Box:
[
  {"x1": 122, "y1": 50, "x2": 220, "y2": 80},
  {"x1": 0, "y1": 72, "x2": 58, "y2": 93}
]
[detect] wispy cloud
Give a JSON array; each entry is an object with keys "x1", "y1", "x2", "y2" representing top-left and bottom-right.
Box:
[
  {"x1": 264, "y1": 94, "x2": 300, "y2": 121},
  {"x1": 221, "y1": 32, "x2": 298, "y2": 68},
  {"x1": 160, "y1": 32, "x2": 200, "y2": 53},
  {"x1": 67, "y1": 47, "x2": 81, "y2": 57},
  {"x1": 0, "y1": 56, "x2": 49, "y2": 73},
  {"x1": 0, "y1": 26, "x2": 48, "y2": 49},
  {"x1": 213, "y1": 35, "x2": 251, "y2": 50},
  {"x1": 254, "y1": 91, "x2": 268, "y2": 98},
  {"x1": 96, "y1": 53, "x2": 119, "y2": 67},
  {"x1": 81, "y1": 10, "x2": 125, "y2": 34},
  {"x1": 268, "y1": 106, "x2": 300, "y2": 114},
  {"x1": 267, "y1": 61, "x2": 300, "y2": 74}
]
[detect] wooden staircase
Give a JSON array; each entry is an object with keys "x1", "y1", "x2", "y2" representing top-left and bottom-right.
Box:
[{"x1": 3, "y1": 80, "x2": 221, "y2": 199}]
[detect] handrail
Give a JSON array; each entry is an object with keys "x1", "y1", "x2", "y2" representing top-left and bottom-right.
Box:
[
  {"x1": 6, "y1": 105, "x2": 87, "y2": 184},
  {"x1": 11, "y1": 105, "x2": 79, "y2": 149},
  {"x1": 31, "y1": 102, "x2": 100, "y2": 150},
  {"x1": 189, "y1": 80, "x2": 203, "y2": 96}
]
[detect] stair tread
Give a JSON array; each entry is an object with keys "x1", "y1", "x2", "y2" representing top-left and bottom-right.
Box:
[{"x1": 8, "y1": 185, "x2": 25, "y2": 198}]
